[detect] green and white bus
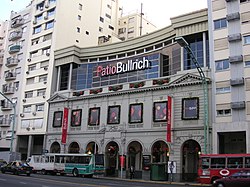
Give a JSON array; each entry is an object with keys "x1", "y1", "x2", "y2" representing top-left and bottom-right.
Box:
[{"x1": 28, "y1": 153, "x2": 104, "y2": 177}]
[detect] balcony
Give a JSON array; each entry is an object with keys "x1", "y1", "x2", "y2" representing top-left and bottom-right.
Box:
[
  {"x1": 2, "y1": 86, "x2": 15, "y2": 95},
  {"x1": 9, "y1": 31, "x2": 23, "y2": 41},
  {"x1": 6, "y1": 58, "x2": 19, "y2": 67},
  {"x1": 11, "y1": 17, "x2": 24, "y2": 28},
  {"x1": 0, "y1": 118, "x2": 11, "y2": 127},
  {"x1": 5, "y1": 72, "x2": 17, "y2": 81},
  {"x1": 1, "y1": 100, "x2": 12, "y2": 111},
  {"x1": 231, "y1": 101, "x2": 245, "y2": 109},
  {"x1": 9, "y1": 44, "x2": 21, "y2": 54},
  {"x1": 228, "y1": 33, "x2": 242, "y2": 42}
]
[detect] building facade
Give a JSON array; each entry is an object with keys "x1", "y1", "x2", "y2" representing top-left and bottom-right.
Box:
[
  {"x1": 46, "y1": 9, "x2": 210, "y2": 181},
  {"x1": 208, "y1": 0, "x2": 250, "y2": 154}
]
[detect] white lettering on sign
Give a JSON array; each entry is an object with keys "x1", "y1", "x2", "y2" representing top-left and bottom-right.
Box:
[{"x1": 96, "y1": 57, "x2": 151, "y2": 77}]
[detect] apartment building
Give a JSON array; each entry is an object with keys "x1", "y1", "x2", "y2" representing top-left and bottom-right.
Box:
[
  {"x1": 0, "y1": 7, "x2": 32, "y2": 152},
  {"x1": 47, "y1": 9, "x2": 210, "y2": 181},
  {"x1": 208, "y1": 0, "x2": 250, "y2": 154},
  {"x1": 118, "y1": 12, "x2": 157, "y2": 41}
]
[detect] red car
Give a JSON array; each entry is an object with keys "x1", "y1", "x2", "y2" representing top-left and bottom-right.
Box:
[{"x1": 212, "y1": 170, "x2": 250, "y2": 187}]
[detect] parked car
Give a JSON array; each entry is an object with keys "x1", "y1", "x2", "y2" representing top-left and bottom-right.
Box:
[
  {"x1": 0, "y1": 160, "x2": 7, "y2": 168},
  {"x1": 212, "y1": 170, "x2": 250, "y2": 187},
  {"x1": 1, "y1": 161, "x2": 33, "y2": 176}
]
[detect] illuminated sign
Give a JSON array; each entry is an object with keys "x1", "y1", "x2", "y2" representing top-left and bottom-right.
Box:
[{"x1": 96, "y1": 57, "x2": 151, "y2": 77}]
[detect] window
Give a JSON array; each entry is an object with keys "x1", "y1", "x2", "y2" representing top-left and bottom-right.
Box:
[
  {"x1": 77, "y1": 27, "x2": 80, "y2": 33},
  {"x1": 42, "y1": 47, "x2": 50, "y2": 55},
  {"x1": 71, "y1": 109, "x2": 82, "y2": 127},
  {"x1": 128, "y1": 27, "x2": 134, "y2": 34},
  {"x1": 39, "y1": 75, "x2": 47, "y2": 82},
  {"x1": 45, "y1": 20, "x2": 54, "y2": 30},
  {"x1": 31, "y1": 38, "x2": 39, "y2": 45},
  {"x1": 107, "y1": 106, "x2": 120, "y2": 124},
  {"x1": 43, "y1": 33, "x2": 52, "y2": 41},
  {"x1": 105, "y1": 13, "x2": 111, "y2": 19},
  {"x1": 108, "y1": 25, "x2": 114, "y2": 30},
  {"x1": 36, "y1": 2, "x2": 44, "y2": 10},
  {"x1": 129, "y1": 103, "x2": 143, "y2": 123},
  {"x1": 34, "y1": 25, "x2": 42, "y2": 34},
  {"x1": 15, "y1": 81, "x2": 19, "y2": 91},
  {"x1": 27, "y1": 77, "x2": 35, "y2": 84},
  {"x1": 215, "y1": 59, "x2": 229, "y2": 71},
  {"x1": 217, "y1": 109, "x2": 231, "y2": 116},
  {"x1": 30, "y1": 50, "x2": 39, "y2": 58},
  {"x1": 99, "y1": 27, "x2": 103, "y2": 32},
  {"x1": 79, "y1": 3, "x2": 82, "y2": 10},
  {"x1": 48, "y1": 8, "x2": 55, "y2": 17},
  {"x1": 35, "y1": 14, "x2": 43, "y2": 21},
  {"x1": 36, "y1": 104, "x2": 44, "y2": 111},
  {"x1": 216, "y1": 87, "x2": 231, "y2": 93},
  {"x1": 49, "y1": 0, "x2": 56, "y2": 3},
  {"x1": 53, "y1": 111, "x2": 63, "y2": 127},
  {"x1": 128, "y1": 17, "x2": 135, "y2": 23},
  {"x1": 244, "y1": 35, "x2": 250, "y2": 44},
  {"x1": 37, "y1": 89, "x2": 46, "y2": 96},
  {"x1": 85, "y1": 31, "x2": 89, "y2": 35},
  {"x1": 77, "y1": 15, "x2": 81, "y2": 20},
  {"x1": 28, "y1": 64, "x2": 36, "y2": 71},
  {"x1": 107, "y1": 4, "x2": 111, "y2": 9},
  {"x1": 25, "y1": 91, "x2": 33, "y2": 98},
  {"x1": 100, "y1": 17, "x2": 104, "y2": 22},
  {"x1": 214, "y1": 18, "x2": 227, "y2": 30},
  {"x1": 245, "y1": 61, "x2": 250, "y2": 67},
  {"x1": 211, "y1": 158, "x2": 225, "y2": 168},
  {"x1": 23, "y1": 105, "x2": 32, "y2": 113},
  {"x1": 22, "y1": 26, "x2": 27, "y2": 33}
]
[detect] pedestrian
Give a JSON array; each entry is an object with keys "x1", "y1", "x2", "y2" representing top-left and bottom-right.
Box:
[{"x1": 129, "y1": 165, "x2": 135, "y2": 179}]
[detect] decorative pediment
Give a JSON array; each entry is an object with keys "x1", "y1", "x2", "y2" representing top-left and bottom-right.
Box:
[
  {"x1": 168, "y1": 73, "x2": 209, "y2": 87},
  {"x1": 48, "y1": 93, "x2": 68, "y2": 102}
]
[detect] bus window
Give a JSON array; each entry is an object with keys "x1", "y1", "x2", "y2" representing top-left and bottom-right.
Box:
[
  {"x1": 211, "y1": 158, "x2": 225, "y2": 168},
  {"x1": 227, "y1": 157, "x2": 243, "y2": 168},
  {"x1": 246, "y1": 157, "x2": 250, "y2": 168},
  {"x1": 201, "y1": 158, "x2": 210, "y2": 169},
  {"x1": 50, "y1": 156, "x2": 54, "y2": 163}
]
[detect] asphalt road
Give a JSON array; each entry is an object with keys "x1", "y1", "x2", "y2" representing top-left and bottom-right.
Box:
[{"x1": 0, "y1": 173, "x2": 211, "y2": 187}]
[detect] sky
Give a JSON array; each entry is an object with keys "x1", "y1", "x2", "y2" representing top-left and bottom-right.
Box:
[{"x1": 0, "y1": 0, "x2": 207, "y2": 29}]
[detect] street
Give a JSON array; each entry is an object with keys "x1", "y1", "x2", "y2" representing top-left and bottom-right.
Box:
[{"x1": 0, "y1": 173, "x2": 211, "y2": 187}]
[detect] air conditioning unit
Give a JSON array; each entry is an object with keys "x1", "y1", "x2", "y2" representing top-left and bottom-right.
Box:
[
  {"x1": 229, "y1": 55, "x2": 243, "y2": 63},
  {"x1": 44, "y1": 16, "x2": 48, "y2": 20},
  {"x1": 231, "y1": 101, "x2": 245, "y2": 109},
  {"x1": 32, "y1": 112, "x2": 36, "y2": 116},
  {"x1": 40, "y1": 7, "x2": 43, "y2": 11},
  {"x1": 43, "y1": 95, "x2": 46, "y2": 98},
  {"x1": 46, "y1": 53, "x2": 50, "y2": 56},
  {"x1": 45, "y1": 3, "x2": 49, "y2": 8},
  {"x1": 20, "y1": 113, "x2": 24, "y2": 117},
  {"x1": 44, "y1": 67, "x2": 48, "y2": 70},
  {"x1": 27, "y1": 58, "x2": 31, "y2": 62},
  {"x1": 226, "y1": 12, "x2": 240, "y2": 21},
  {"x1": 22, "y1": 99, "x2": 26, "y2": 102},
  {"x1": 26, "y1": 127, "x2": 30, "y2": 131},
  {"x1": 228, "y1": 33, "x2": 242, "y2": 42},
  {"x1": 230, "y1": 78, "x2": 244, "y2": 86},
  {"x1": 26, "y1": 71, "x2": 29, "y2": 74},
  {"x1": 33, "y1": 20, "x2": 37, "y2": 24},
  {"x1": 44, "y1": 81, "x2": 47, "y2": 84}
]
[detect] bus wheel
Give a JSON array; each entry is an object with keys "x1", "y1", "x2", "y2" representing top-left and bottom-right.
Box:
[
  {"x1": 72, "y1": 168, "x2": 79, "y2": 177},
  {"x1": 41, "y1": 169, "x2": 47, "y2": 175},
  {"x1": 217, "y1": 183, "x2": 225, "y2": 187}
]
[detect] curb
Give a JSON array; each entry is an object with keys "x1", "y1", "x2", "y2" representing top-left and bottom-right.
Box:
[{"x1": 94, "y1": 176, "x2": 211, "y2": 186}]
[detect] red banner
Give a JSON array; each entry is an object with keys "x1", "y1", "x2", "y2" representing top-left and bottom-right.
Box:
[
  {"x1": 61, "y1": 108, "x2": 69, "y2": 144},
  {"x1": 167, "y1": 96, "x2": 172, "y2": 142}
]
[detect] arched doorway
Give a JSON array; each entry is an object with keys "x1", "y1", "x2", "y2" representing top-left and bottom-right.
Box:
[
  {"x1": 105, "y1": 141, "x2": 119, "y2": 177},
  {"x1": 50, "y1": 142, "x2": 61, "y2": 153},
  {"x1": 182, "y1": 139, "x2": 201, "y2": 182},
  {"x1": 86, "y1": 141, "x2": 99, "y2": 154},
  {"x1": 68, "y1": 142, "x2": 80, "y2": 153},
  {"x1": 151, "y1": 140, "x2": 169, "y2": 163},
  {"x1": 127, "y1": 141, "x2": 142, "y2": 171}
]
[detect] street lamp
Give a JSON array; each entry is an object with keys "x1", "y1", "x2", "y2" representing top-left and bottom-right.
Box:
[
  {"x1": 0, "y1": 92, "x2": 16, "y2": 155},
  {"x1": 175, "y1": 36, "x2": 209, "y2": 154}
]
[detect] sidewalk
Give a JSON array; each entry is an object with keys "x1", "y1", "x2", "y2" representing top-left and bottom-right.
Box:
[{"x1": 95, "y1": 175, "x2": 212, "y2": 186}]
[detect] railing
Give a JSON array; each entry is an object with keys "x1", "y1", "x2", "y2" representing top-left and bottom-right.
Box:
[
  {"x1": 9, "y1": 31, "x2": 23, "y2": 41},
  {"x1": 0, "y1": 118, "x2": 11, "y2": 127},
  {"x1": 2, "y1": 86, "x2": 15, "y2": 94},
  {"x1": 5, "y1": 72, "x2": 17, "y2": 81},
  {"x1": 6, "y1": 58, "x2": 19, "y2": 67},
  {"x1": 9, "y1": 45, "x2": 21, "y2": 54},
  {"x1": 11, "y1": 17, "x2": 24, "y2": 28}
]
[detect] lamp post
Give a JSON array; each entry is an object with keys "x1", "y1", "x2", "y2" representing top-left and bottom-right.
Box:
[
  {"x1": 0, "y1": 91, "x2": 16, "y2": 155},
  {"x1": 175, "y1": 36, "x2": 209, "y2": 154}
]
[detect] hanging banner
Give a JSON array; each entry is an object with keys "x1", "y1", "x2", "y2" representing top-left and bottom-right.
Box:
[
  {"x1": 167, "y1": 96, "x2": 172, "y2": 142},
  {"x1": 61, "y1": 107, "x2": 69, "y2": 144}
]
